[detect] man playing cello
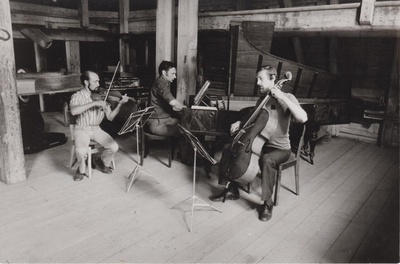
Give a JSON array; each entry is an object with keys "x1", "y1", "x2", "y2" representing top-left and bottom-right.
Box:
[{"x1": 210, "y1": 65, "x2": 308, "y2": 222}]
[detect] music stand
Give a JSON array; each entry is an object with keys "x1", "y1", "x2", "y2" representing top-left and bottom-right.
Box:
[
  {"x1": 176, "y1": 124, "x2": 221, "y2": 232},
  {"x1": 118, "y1": 106, "x2": 159, "y2": 193}
]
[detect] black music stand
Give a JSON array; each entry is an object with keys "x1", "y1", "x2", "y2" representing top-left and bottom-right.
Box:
[
  {"x1": 118, "y1": 106, "x2": 159, "y2": 193},
  {"x1": 176, "y1": 124, "x2": 221, "y2": 232}
]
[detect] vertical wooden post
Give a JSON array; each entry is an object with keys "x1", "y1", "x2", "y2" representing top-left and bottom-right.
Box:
[
  {"x1": 282, "y1": 0, "x2": 304, "y2": 63},
  {"x1": 79, "y1": 0, "x2": 89, "y2": 28},
  {"x1": 65, "y1": 41, "x2": 80, "y2": 73},
  {"x1": 177, "y1": 0, "x2": 198, "y2": 104},
  {"x1": 119, "y1": 0, "x2": 130, "y2": 71},
  {"x1": 359, "y1": 0, "x2": 376, "y2": 25},
  {"x1": 34, "y1": 42, "x2": 47, "y2": 72},
  {"x1": 0, "y1": 0, "x2": 27, "y2": 184},
  {"x1": 119, "y1": 39, "x2": 129, "y2": 72},
  {"x1": 119, "y1": 0, "x2": 129, "y2": 34},
  {"x1": 236, "y1": 0, "x2": 246, "y2": 10},
  {"x1": 156, "y1": 0, "x2": 175, "y2": 76},
  {"x1": 382, "y1": 40, "x2": 399, "y2": 147},
  {"x1": 329, "y1": 0, "x2": 339, "y2": 136}
]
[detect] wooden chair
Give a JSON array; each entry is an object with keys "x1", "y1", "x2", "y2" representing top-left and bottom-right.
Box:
[
  {"x1": 245, "y1": 123, "x2": 306, "y2": 206},
  {"x1": 140, "y1": 126, "x2": 174, "y2": 168},
  {"x1": 68, "y1": 112, "x2": 115, "y2": 178}
]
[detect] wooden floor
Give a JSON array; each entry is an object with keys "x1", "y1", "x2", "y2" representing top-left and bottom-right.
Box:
[{"x1": 1, "y1": 112, "x2": 398, "y2": 263}]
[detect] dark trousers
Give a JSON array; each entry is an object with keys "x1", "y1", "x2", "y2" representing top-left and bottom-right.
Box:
[
  {"x1": 219, "y1": 144, "x2": 291, "y2": 205},
  {"x1": 259, "y1": 147, "x2": 291, "y2": 206}
]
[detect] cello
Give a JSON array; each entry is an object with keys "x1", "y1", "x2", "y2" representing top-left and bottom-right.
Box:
[{"x1": 219, "y1": 71, "x2": 292, "y2": 185}]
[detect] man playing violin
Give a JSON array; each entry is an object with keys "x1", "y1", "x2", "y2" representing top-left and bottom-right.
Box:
[
  {"x1": 210, "y1": 65, "x2": 307, "y2": 222},
  {"x1": 70, "y1": 70, "x2": 129, "y2": 181}
]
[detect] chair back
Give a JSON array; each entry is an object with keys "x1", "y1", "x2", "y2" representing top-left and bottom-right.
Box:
[
  {"x1": 289, "y1": 123, "x2": 306, "y2": 159},
  {"x1": 66, "y1": 109, "x2": 77, "y2": 142}
]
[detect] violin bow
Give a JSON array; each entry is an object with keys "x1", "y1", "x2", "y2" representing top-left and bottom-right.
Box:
[{"x1": 103, "y1": 61, "x2": 121, "y2": 103}]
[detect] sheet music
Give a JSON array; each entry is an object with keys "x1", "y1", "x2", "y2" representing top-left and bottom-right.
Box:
[
  {"x1": 193, "y1": 80, "x2": 211, "y2": 106},
  {"x1": 178, "y1": 124, "x2": 217, "y2": 165}
]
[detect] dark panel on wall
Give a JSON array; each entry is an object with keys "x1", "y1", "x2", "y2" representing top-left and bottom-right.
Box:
[
  {"x1": 198, "y1": 31, "x2": 230, "y2": 94},
  {"x1": 14, "y1": 41, "x2": 35, "y2": 72},
  {"x1": 46, "y1": 40, "x2": 66, "y2": 72},
  {"x1": 80, "y1": 41, "x2": 119, "y2": 74}
]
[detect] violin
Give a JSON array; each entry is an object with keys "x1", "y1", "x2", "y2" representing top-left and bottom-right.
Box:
[{"x1": 90, "y1": 87, "x2": 136, "y2": 103}]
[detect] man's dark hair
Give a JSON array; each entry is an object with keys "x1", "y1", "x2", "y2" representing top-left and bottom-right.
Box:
[
  {"x1": 158, "y1": 61, "x2": 176, "y2": 76},
  {"x1": 257, "y1": 65, "x2": 277, "y2": 79},
  {"x1": 80, "y1": 71, "x2": 92, "y2": 85}
]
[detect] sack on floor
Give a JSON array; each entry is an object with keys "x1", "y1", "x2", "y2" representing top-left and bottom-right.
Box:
[
  {"x1": 23, "y1": 132, "x2": 67, "y2": 154},
  {"x1": 20, "y1": 101, "x2": 67, "y2": 154}
]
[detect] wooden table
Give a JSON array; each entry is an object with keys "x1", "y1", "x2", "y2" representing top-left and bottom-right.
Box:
[{"x1": 18, "y1": 86, "x2": 81, "y2": 112}]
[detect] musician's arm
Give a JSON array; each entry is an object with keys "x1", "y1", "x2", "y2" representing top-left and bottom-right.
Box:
[
  {"x1": 284, "y1": 97, "x2": 308, "y2": 123},
  {"x1": 106, "y1": 96, "x2": 129, "y2": 121},
  {"x1": 169, "y1": 99, "x2": 187, "y2": 111},
  {"x1": 272, "y1": 88, "x2": 308, "y2": 123},
  {"x1": 230, "y1": 120, "x2": 242, "y2": 135}
]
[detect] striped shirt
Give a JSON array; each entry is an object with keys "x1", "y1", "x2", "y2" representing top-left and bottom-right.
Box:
[{"x1": 70, "y1": 88, "x2": 105, "y2": 126}]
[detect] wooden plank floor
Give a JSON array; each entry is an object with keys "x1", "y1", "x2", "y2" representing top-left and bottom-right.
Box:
[{"x1": 0, "y1": 112, "x2": 398, "y2": 263}]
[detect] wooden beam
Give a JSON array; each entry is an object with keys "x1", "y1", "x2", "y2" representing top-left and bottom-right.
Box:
[
  {"x1": 177, "y1": 0, "x2": 198, "y2": 104},
  {"x1": 11, "y1": 13, "x2": 109, "y2": 31},
  {"x1": 156, "y1": 0, "x2": 175, "y2": 74},
  {"x1": 9, "y1": 1, "x2": 400, "y2": 37},
  {"x1": 14, "y1": 28, "x2": 115, "y2": 42},
  {"x1": 20, "y1": 28, "x2": 52, "y2": 49},
  {"x1": 10, "y1": 1, "x2": 78, "y2": 18},
  {"x1": 359, "y1": 0, "x2": 376, "y2": 25},
  {"x1": 0, "y1": 0, "x2": 27, "y2": 184},
  {"x1": 119, "y1": 0, "x2": 129, "y2": 34},
  {"x1": 198, "y1": 2, "x2": 400, "y2": 37},
  {"x1": 65, "y1": 41, "x2": 80, "y2": 73},
  {"x1": 79, "y1": 0, "x2": 89, "y2": 28}
]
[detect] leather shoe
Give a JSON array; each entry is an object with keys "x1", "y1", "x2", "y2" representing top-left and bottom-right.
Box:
[
  {"x1": 95, "y1": 157, "x2": 113, "y2": 174},
  {"x1": 74, "y1": 169, "x2": 85, "y2": 181},
  {"x1": 259, "y1": 203, "x2": 273, "y2": 222}
]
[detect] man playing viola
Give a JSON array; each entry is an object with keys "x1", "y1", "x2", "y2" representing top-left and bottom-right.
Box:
[
  {"x1": 210, "y1": 65, "x2": 307, "y2": 222},
  {"x1": 70, "y1": 70, "x2": 129, "y2": 181}
]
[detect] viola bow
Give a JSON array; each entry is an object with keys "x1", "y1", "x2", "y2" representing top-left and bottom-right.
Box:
[{"x1": 103, "y1": 61, "x2": 121, "y2": 103}]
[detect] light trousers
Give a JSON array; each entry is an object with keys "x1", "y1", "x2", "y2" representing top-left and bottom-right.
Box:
[{"x1": 74, "y1": 125, "x2": 118, "y2": 173}]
